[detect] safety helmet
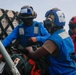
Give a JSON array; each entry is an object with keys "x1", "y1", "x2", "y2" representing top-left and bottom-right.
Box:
[
  {"x1": 45, "y1": 8, "x2": 66, "y2": 26},
  {"x1": 19, "y1": 5, "x2": 37, "y2": 19},
  {"x1": 69, "y1": 16, "x2": 76, "y2": 30}
]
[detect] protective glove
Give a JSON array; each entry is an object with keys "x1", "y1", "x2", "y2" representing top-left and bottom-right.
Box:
[{"x1": 29, "y1": 37, "x2": 37, "y2": 42}]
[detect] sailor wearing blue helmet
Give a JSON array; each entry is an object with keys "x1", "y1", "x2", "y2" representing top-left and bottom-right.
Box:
[
  {"x1": 26, "y1": 8, "x2": 76, "y2": 75},
  {"x1": 2, "y1": 5, "x2": 50, "y2": 48}
]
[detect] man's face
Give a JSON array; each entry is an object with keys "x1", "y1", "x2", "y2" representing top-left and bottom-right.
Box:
[
  {"x1": 71, "y1": 28, "x2": 76, "y2": 34},
  {"x1": 21, "y1": 18, "x2": 33, "y2": 26},
  {"x1": 69, "y1": 23, "x2": 76, "y2": 34},
  {"x1": 44, "y1": 14, "x2": 55, "y2": 33}
]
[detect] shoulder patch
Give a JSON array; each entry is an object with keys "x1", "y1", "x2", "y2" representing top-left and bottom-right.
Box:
[{"x1": 58, "y1": 31, "x2": 69, "y2": 39}]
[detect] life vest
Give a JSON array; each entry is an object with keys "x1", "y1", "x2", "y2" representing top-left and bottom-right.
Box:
[
  {"x1": 11, "y1": 54, "x2": 47, "y2": 75},
  {"x1": 3, "y1": 44, "x2": 47, "y2": 75}
]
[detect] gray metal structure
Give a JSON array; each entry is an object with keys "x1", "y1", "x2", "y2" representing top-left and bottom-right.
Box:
[{"x1": 0, "y1": 41, "x2": 21, "y2": 75}]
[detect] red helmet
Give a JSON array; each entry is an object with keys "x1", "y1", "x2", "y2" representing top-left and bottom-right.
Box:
[{"x1": 69, "y1": 16, "x2": 76, "y2": 29}]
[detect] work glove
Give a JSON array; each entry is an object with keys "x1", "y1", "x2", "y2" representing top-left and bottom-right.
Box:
[{"x1": 29, "y1": 37, "x2": 37, "y2": 42}]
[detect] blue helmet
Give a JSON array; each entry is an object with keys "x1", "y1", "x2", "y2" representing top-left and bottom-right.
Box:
[
  {"x1": 19, "y1": 5, "x2": 37, "y2": 19},
  {"x1": 45, "y1": 8, "x2": 66, "y2": 26}
]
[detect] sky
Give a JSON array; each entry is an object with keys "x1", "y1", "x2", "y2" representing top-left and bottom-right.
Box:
[{"x1": 0, "y1": 0, "x2": 76, "y2": 32}]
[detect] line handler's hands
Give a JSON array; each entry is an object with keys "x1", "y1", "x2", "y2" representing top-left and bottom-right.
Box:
[{"x1": 29, "y1": 37, "x2": 37, "y2": 42}]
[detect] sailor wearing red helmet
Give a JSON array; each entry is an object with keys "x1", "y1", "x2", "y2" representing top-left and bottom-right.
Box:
[
  {"x1": 69, "y1": 16, "x2": 76, "y2": 35},
  {"x1": 69, "y1": 16, "x2": 76, "y2": 57}
]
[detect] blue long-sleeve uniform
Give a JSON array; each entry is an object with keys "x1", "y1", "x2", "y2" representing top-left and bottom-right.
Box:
[{"x1": 2, "y1": 21, "x2": 50, "y2": 47}]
